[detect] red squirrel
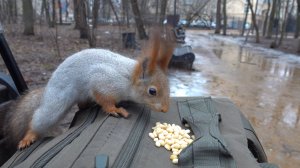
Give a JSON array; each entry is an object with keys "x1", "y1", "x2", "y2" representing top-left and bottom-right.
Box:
[{"x1": 3, "y1": 30, "x2": 175, "y2": 149}]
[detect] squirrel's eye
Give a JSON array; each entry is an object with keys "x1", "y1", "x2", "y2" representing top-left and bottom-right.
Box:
[{"x1": 148, "y1": 87, "x2": 157, "y2": 96}]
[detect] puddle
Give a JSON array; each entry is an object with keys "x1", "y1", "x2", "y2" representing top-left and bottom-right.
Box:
[
  {"x1": 169, "y1": 70, "x2": 209, "y2": 96},
  {"x1": 169, "y1": 30, "x2": 300, "y2": 168}
]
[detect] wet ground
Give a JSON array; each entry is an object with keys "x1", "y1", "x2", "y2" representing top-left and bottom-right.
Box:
[{"x1": 169, "y1": 30, "x2": 300, "y2": 168}]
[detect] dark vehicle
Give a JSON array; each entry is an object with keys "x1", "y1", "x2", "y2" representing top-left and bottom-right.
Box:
[
  {"x1": 190, "y1": 20, "x2": 216, "y2": 29},
  {"x1": 169, "y1": 45, "x2": 195, "y2": 70}
]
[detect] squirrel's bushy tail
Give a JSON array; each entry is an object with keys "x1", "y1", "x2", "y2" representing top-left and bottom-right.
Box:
[{"x1": 2, "y1": 88, "x2": 44, "y2": 149}]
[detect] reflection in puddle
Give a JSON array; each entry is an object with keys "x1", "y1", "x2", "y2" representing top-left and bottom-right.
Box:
[
  {"x1": 282, "y1": 103, "x2": 298, "y2": 128},
  {"x1": 169, "y1": 30, "x2": 300, "y2": 168},
  {"x1": 169, "y1": 70, "x2": 208, "y2": 96}
]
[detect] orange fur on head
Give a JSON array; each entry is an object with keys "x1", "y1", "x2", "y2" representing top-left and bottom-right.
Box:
[
  {"x1": 147, "y1": 29, "x2": 161, "y2": 75},
  {"x1": 132, "y1": 58, "x2": 143, "y2": 85},
  {"x1": 132, "y1": 27, "x2": 175, "y2": 83}
]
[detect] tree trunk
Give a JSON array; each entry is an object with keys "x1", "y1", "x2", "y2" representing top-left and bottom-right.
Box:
[
  {"x1": 121, "y1": 0, "x2": 130, "y2": 27},
  {"x1": 246, "y1": 0, "x2": 260, "y2": 43},
  {"x1": 159, "y1": 0, "x2": 168, "y2": 26},
  {"x1": 108, "y1": 0, "x2": 120, "y2": 26},
  {"x1": 50, "y1": 0, "x2": 56, "y2": 27},
  {"x1": 73, "y1": 0, "x2": 80, "y2": 29},
  {"x1": 266, "y1": 0, "x2": 277, "y2": 38},
  {"x1": 13, "y1": 0, "x2": 17, "y2": 22},
  {"x1": 102, "y1": 0, "x2": 110, "y2": 20},
  {"x1": 241, "y1": 3, "x2": 249, "y2": 36},
  {"x1": 297, "y1": 39, "x2": 300, "y2": 52},
  {"x1": 130, "y1": 0, "x2": 147, "y2": 39},
  {"x1": 78, "y1": 0, "x2": 88, "y2": 38},
  {"x1": 92, "y1": 0, "x2": 100, "y2": 28},
  {"x1": 278, "y1": 0, "x2": 290, "y2": 46},
  {"x1": 0, "y1": 2, "x2": 3, "y2": 22},
  {"x1": 155, "y1": 0, "x2": 159, "y2": 22},
  {"x1": 44, "y1": 0, "x2": 51, "y2": 27},
  {"x1": 141, "y1": 0, "x2": 149, "y2": 15},
  {"x1": 262, "y1": 0, "x2": 271, "y2": 36},
  {"x1": 251, "y1": 0, "x2": 259, "y2": 34},
  {"x1": 8, "y1": 0, "x2": 17, "y2": 23},
  {"x1": 222, "y1": 0, "x2": 227, "y2": 35},
  {"x1": 295, "y1": 0, "x2": 300, "y2": 38},
  {"x1": 22, "y1": 0, "x2": 35, "y2": 35},
  {"x1": 65, "y1": 0, "x2": 69, "y2": 20},
  {"x1": 273, "y1": 0, "x2": 281, "y2": 43},
  {"x1": 41, "y1": 0, "x2": 46, "y2": 23},
  {"x1": 58, "y1": 0, "x2": 62, "y2": 24},
  {"x1": 215, "y1": 0, "x2": 221, "y2": 34}
]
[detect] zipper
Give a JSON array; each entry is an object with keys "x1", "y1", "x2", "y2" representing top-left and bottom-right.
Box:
[
  {"x1": 111, "y1": 106, "x2": 151, "y2": 168},
  {"x1": 7, "y1": 137, "x2": 52, "y2": 168},
  {"x1": 30, "y1": 107, "x2": 99, "y2": 168}
]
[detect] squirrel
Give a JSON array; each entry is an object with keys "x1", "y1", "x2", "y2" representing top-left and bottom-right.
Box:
[{"x1": 2, "y1": 30, "x2": 175, "y2": 150}]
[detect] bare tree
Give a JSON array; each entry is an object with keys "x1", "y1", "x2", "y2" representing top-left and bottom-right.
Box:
[
  {"x1": 65, "y1": 0, "x2": 69, "y2": 20},
  {"x1": 215, "y1": 0, "x2": 221, "y2": 34},
  {"x1": 73, "y1": 0, "x2": 80, "y2": 29},
  {"x1": 41, "y1": 0, "x2": 52, "y2": 27},
  {"x1": 155, "y1": 0, "x2": 159, "y2": 22},
  {"x1": 7, "y1": 0, "x2": 17, "y2": 23},
  {"x1": 13, "y1": 0, "x2": 18, "y2": 21},
  {"x1": 278, "y1": 0, "x2": 290, "y2": 46},
  {"x1": 109, "y1": 0, "x2": 121, "y2": 26},
  {"x1": 77, "y1": 0, "x2": 88, "y2": 38},
  {"x1": 222, "y1": 0, "x2": 227, "y2": 35},
  {"x1": 267, "y1": 0, "x2": 278, "y2": 38},
  {"x1": 92, "y1": 0, "x2": 100, "y2": 28},
  {"x1": 102, "y1": 0, "x2": 110, "y2": 20},
  {"x1": 184, "y1": 0, "x2": 210, "y2": 26},
  {"x1": 241, "y1": 2, "x2": 249, "y2": 36},
  {"x1": 130, "y1": 0, "x2": 147, "y2": 39},
  {"x1": 58, "y1": 0, "x2": 63, "y2": 24},
  {"x1": 295, "y1": 0, "x2": 300, "y2": 38},
  {"x1": 159, "y1": 0, "x2": 168, "y2": 26},
  {"x1": 122, "y1": 0, "x2": 130, "y2": 27},
  {"x1": 262, "y1": 0, "x2": 271, "y2": 36},
  {"x1": 22, "y1": 0, "x2": 35, "y2": 35},
  {"x1": 246, "y1": 0, "x2": 260, "y2": 43},
  {"x1": 298, "y1": 39, "x2": 300, "y2": 52},
  {"x1": 141, "y1": 0, "x2": 149, "y2": 15},
  {"x1": 50, "y1": 0, "x2": 56, "y2": 27}
]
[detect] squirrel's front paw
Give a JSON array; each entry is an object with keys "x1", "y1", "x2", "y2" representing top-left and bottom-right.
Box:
[
  {"x1": 105, "y1": 107, "x2": 130, "y2": 118},
  {"x1": 18, "y1": 130, "x2": 38, "y2": 150},
  {"x1": 117, "y1": 107, "x2": 130, "y2": 118}
]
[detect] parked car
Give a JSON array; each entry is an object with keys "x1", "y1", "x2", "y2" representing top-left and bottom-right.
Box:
[
  {"x1": 178, "y1": 19, "x2": 188, "y2": 26},
  {"x1": 190, "y1": 20, "x2": 215, "y2": 29}
]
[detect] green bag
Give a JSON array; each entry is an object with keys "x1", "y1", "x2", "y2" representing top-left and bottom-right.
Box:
[{"x1": 1, "y1": 97, "x2": 279, "y2": 168}]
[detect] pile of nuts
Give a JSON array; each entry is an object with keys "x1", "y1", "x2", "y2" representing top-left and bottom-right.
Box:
[{"x1": 149, "y1": 122, "x2": 195, "y2": 164}]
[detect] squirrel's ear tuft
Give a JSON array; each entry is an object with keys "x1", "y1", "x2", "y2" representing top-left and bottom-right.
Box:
[
  {"x1": 158, "y1": 38, "x2": 175, "y2": 73},
  {"x1": 140, "y1": 27, "x2": 175, "y2": 75},
  {"x1": 147, "y1": 29, "x2": 161, "y2": 75},
  {"x1": 132, "y1": 58, "x2": 143, "y2": 84}
]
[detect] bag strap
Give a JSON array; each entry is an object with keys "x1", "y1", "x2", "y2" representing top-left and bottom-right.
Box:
[{"x1": 177, "y1": 97, "x2": 237, "y2": 168}]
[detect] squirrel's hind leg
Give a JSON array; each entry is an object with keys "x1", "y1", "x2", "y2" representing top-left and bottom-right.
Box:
[
  {"x1": 18, "y1": 127, "x2": 38, "y2": 150},
  {"x1": 93, "y1": 92, "x2": 130, "y2": 118}
]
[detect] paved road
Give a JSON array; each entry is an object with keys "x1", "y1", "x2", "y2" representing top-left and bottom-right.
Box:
[{"x1": 169, "y1": 30, "x2": 300, "y2": 168}]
